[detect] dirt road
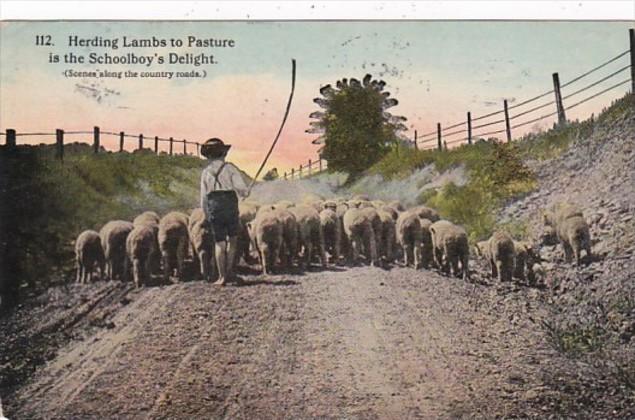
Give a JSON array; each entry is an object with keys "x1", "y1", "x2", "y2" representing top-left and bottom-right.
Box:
[{"x1": 6, "y1": 266, "x2": 553, "y2": 419}]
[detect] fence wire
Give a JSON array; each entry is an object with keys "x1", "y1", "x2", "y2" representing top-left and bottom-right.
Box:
[{"x1": 561, "y1": 50, "x2": 630, "y2": 88}]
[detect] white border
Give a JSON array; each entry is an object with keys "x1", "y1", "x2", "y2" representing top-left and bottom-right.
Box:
[{"x1": 0, "y1": 1, "x2": 633, "y2": 21}]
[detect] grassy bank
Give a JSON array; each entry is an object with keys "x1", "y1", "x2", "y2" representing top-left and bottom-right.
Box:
[
  {"x1": 367, "y1": 92, "x2": 632, "y2": 242},
  {"x1": 0, "y1": 144, "x2": 205, "y2": 302}
]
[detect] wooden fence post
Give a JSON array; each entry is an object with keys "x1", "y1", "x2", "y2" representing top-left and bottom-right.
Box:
[
  {"x1": 414, "y1": 130, "x2": 418, "y2": 150},
  {"x1": 291, "y1": 168, "x2": 295, "y2": 180},
  {"x1": 93, "y1": 126, "x2": 100, "y2": 153},
  {"x1": 6, "y1": 129, "x2": 16, "y2": 148},
  {"x1": 154, "y1": 136, "x2": 159, "y2": 154},
  {"x1": 467, "y1": 112, "x2": 472, "y2": 145},
  {"x1": 504, "y1": 100, "x2": 512, "y2": 142},
  {"x1": 630, "y1": 29, "x2": 635, "y2": 93},
  {"x1": 552, "y1": 72, "x2": 567, "y2": 126},
  {"x1": 284, "y1": 172, "x2": 287, "y2": 180},
  {"x1": 299, "y1": 165, "x2": 302, "y2": 179},
  {"x1": 183, "y1": 140, "x2": 187, "y2": 155},
  {"x1": 319, "y1": 157, "x2": 323, "y2": 172},
  {"x1": 437, "y1": 123, "x2": 442, "y2": 151},
  {"x1": 169, "y1": 137, "x2": 174, "y2": 155},
  {"x1": 196, "y1": 143, "x2": 200, "y2": 157},
  {"x1": 138, "y1": 134, "x2": 144, "y2": 151},
  {"x1": 308, "y1": 159, "x2": 312, "y2": 176},
  {"x1": 119, "y1": 131, "x2": 124, "y2": 152},
  {"x1": 56, "y1": 129, "x2": 64, "y2": 161}
]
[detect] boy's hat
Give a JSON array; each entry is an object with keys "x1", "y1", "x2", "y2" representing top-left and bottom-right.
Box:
[{"x1": 201, "y1": 138, "x2": 231, "y2": 158}]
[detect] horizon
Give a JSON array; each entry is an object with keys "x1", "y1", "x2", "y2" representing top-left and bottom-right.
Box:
[{"x1": 1, "y1": 20, "x2": 633, "y2": 177}]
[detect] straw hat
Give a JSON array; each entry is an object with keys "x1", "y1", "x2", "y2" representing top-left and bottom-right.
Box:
[{"x1": 201, "y1": 138, "x2": 231, "y2": 158}]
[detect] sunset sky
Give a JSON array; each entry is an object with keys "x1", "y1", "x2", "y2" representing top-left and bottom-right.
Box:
[{"x1": 1, "y1": 21, "x2": 633, "y2": 176}]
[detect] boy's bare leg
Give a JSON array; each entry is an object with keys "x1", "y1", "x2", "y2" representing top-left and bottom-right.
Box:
[
  {"x1": 226, "y1": 236, "x2": 238, "y2": 281},
  {"x1": 214, "y1": 240, "x2": 227, "y2": 286}
]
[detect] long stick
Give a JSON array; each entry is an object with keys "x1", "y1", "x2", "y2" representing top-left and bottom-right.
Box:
[{"x1": 243, "y1": 59, "x2": 296, "y2": 199}]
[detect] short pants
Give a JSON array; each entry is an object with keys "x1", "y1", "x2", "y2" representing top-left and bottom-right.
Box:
[{"x1": 204, "y1": 190, "x2": 240, "y2": 240}]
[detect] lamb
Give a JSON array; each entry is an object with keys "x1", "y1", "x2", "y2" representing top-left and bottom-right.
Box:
[
  {"x1": 429, "y1": 220, "x2": 469, "y2": 279},
  {"x1": 125, "y1": 225, "x2": 158, "y2": 287},
  {"x1": 512, "y1": 240, "x2": 536, "y2": 282},
  {"x1": 396, "y1": 211, "x2": 423, "y2": 268},
  {"x1": 418, "y1": 218, "x2": 434, "y2": 268},
  {"x1": 247, "y1": 210, "x2": 283, "y2": 275},
  {"x1": 371, "y1": 200, "x2": 387, "y2": 209},
  {"x1": 75, "y1": 230, "x2": 105, "y2": 284},
  {"x1": 475, "y1": 231, "x2": 515, "y2": 282},
  {"x1": 188, "y1": 208, "x2": 215, "y2": 281},
  {"x1": 360, "y1": 207, "x2": 382, "y2": 265},
  {"x1": 343, "y1": 208, "x2": 378, "y2": 266},
  {"x1": 133, "y1": 211, "x2": 160, "y2": 227},
  {"x1": 237, "y1": 201, "x2": 260, "y2": 265},
  {"x1": 335, "y1": 202, "x2": 351, "y2": 258},
  {"x1": 320, "y1": 208, "x2": 341, "y2": 265},
  {"x1": 543, "y1": 204, "x2": 592, "y2": 266},
  {"x1": 274, "y1": 200, "x2": 295, "y2": 210},
  {"x1": 386, "y1": 200, "x2": 405, "y2": 212},
  {"x1": 158, "y1": 211, "x2": 190, "y2": 282},
  {"x1": 99, "y1": 220, "x2": 134, "y2": 280},
  {"x1": 410, "y1": 205, "x2": 440, "y2": 222},
  {"x1": 290, "y1": 205, "x2": 327, "y2": 268},
  {"x1": 274, "y1": 207, "x2": 299, "y2": 268},
  {"x1": 380, "y1": 205, "x2": 400, "y2": 222},
  {"x1": 377, "y1": 209, "x2": 396, "y2": 263}
]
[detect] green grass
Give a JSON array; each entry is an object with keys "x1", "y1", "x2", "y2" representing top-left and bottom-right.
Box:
[
  {"x1": 372, "y1": 140, "x2": 536, "y2": 242},
  {"x1": 0, "y1": 144, "x2": 206, "y2": 297}
]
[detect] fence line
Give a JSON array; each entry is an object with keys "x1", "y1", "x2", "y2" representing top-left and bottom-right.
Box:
[
  {"x1": 408, "y1": 29, "x2": 634, "y2": 151},
  {"x1": 0, "y1": 126, "x2": 206, "y2": 160}
]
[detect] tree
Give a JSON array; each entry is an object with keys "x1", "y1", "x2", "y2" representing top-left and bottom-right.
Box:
[
  {"x1": 307, "y1": 74, "x2": 407, "y2": 177},
  {"x1": 262, "y1": 167, "x2": 279, "y2": 181}
]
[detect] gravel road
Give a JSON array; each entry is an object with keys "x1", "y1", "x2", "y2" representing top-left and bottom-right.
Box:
[{"x1": 4, "y1": 264, "x2": 555, "y2": 419}]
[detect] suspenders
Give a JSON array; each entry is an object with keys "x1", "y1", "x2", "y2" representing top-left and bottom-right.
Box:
[{"x1": 212, "y1": 162, "x2": 228, "y2": 190}]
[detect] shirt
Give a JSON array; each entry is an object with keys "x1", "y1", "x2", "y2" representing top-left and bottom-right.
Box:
[{"x1": 200, "y1": 158, "x2": 249, "y2": 207}]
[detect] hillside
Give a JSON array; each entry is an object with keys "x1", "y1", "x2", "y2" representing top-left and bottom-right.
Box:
[{"x1": 0, "y1": 145, "x2": 205, "y2": 301}]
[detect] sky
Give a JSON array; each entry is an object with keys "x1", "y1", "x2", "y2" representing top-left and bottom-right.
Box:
[{"x1": 1, "y1": 21, "x2": 633, "y2": 176}]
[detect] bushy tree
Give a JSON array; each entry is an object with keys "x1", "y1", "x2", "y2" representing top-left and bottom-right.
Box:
[
  {"x1": 307, "y1": 74, "x2": 406, "y2": 177},
  {"x1": 262, "y1": 167, "x2": 279, "y2": 181}
]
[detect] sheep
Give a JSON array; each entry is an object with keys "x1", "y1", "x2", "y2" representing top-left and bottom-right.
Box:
[
  {"x1": 274, "y1": 207, "x2": 299, "y2": 269},
  {"x1": 125, "y1": 225, "x2": 158, "y2": 287},
  {"x1": 305, "y1": 200, "x2": 324, "y2": 213},
  {"x1": 274, "y1": 200, "x2": 295, "y2": 210},
  {"x1": 512, "y1": 240, "x2": 536, "y2": 282},
  {"x1": 320, "y1": 208, "x2": 341, "y2": 265},
  {"x1": 410, "y1": 205, "x2": 440, "y2": 222},
  {"x1": 335, "y1": 202, "x2": 351, "y2": 259},
  {"x1": 380, "y1": 205, "x2": 400, "y2": 222},
  {"x1": 290, "y1": 205, "x2": 327, "y2": 268},
  {"x1": 352, "y1": 194, "x2": 370, "y2": 201},
  {"x1": 543, "y1": 204, "x2": 592, "y2": 266},
  {"x1": 396, "y1": 211, "x2": 423, "y2": 268},
  {"x1": 236, "y1": 201, "x2": 260, "y2": 265},
  {"x1": 158, "y1": 211, "x2": 190, "y2": 282},
  {"x1": 418, "y1": 218, "x2": 434, "y2": 268},
  {"x1": 247, "y1": 210, "x2": 283, "y2": 275},
  {"x1": 377, "y1": 209, "x2": 396, "y2": 263},
  {"x1": 75, "y1": 230, "x2": 105, "y2": 284},
  {"x1": 387, "y1": 200, "x2": 405, "y2": 212},
  {"x1": 322, "y1": 199, "x2": 338, "y2": 211},
  {"x1": 133, "y1": 211, "x2": 160, "y2": 227},
  {"x1": 99, "y1": 220, "x2": 134, "y2": 280},
  {"x1": 188, "y1": 208, "x2": 215, "y2": 281},
  {"x1": 343, "y1": 208, "x2": 378, "y2": 266},
  {"x1": 360, "y1": 207, "x2": 382, "y2": 265},
  {"x1": 475, "y1": 231, "x2": 515, "y2": 282},
  {"x1": 371, "y1": 200, "x2": 387, "y2": 209},
  {"x1": 429, "y1": 220, "x2": 469, "y2": 279}
]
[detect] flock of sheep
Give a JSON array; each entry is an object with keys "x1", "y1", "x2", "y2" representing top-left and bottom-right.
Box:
[{"x1": 74, "y1": 194, "x2": 593, "y2": 287}]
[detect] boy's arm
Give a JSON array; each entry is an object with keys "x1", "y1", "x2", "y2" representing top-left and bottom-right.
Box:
[{"x1": 228, "y1": 164, "x2": 249, "y2": 198}]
